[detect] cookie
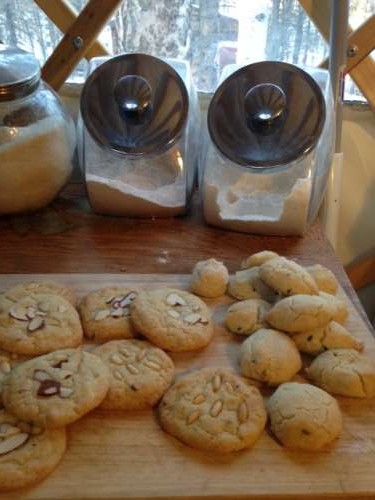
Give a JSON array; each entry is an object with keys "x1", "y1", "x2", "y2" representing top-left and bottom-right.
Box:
[
  {"x1": 267, "y1": 382, "x2": 342, "y2": 450},
  {"x1": 259, "y1": 257, "x2": 319, "y2": 296},
  {"x1": 319, "y1": 292, "x2": 348, "y2": 324},
  {"x1": 159, "y1": 368, "x2": 266, "y2": 453},
  {"x1": 79, "y1": 287, "x2": 138, "y2": 343},
  {"x1": 5, "y1": 281, "x2": 76, "y2": 306},
  {"x1": 305, "y1": 264, "x2": 338, "y2": 295},
  {"x1": 307, "y1": 349, "x2": 375, "y2": 398},
  {"x1": 190, "y1": 259, "x2": 229, "y2": 298},
  {"x1": 93, "y1": 340, "x2": 174, "y2": 410},
  {"x1": 130, "y1": 289, "x2": 214, "y2": 352},
  {"x1": 0, "y1": 409, "x2": 66, "y2": 491},
  {"x1": 265, "y1": 294, "x2": 336, "y2": 333},
  {"x1": 240, "y1": 250, "x2": 279, "y2": 269},
  {"x1": 2, "y1": 348, "x2": 110, "y2": 427},
  {"x1": 227, "y1": 268, "x2": 276, "y2": 301},
  {"x1": 239, "y1": 328, "x2": 302, "y2": 385},
  {"x1": 292, "y1": 321, "x2": 363, "y2": 355},
  {"x1": 0, "y1": 293, "x2": 83, "y2": 356},
  {"x1": 225, "y1": 299, "x2": 270, "y2": 336}
]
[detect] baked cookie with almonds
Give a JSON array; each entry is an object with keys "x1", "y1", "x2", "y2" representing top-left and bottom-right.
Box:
[
  {"x1": 79, "y1": 287, "x2": 138, "y2": 343},
  {"x1": 0, "y1": 409, "x2": 66, "y2": 491},
  {"x1": 130, "y1": 289, "x2": 214, "y2": 352},
  {"x1": 225, "y1": 299, "x2": 271, "y2": 336},
  {"x1": 94, "y1": 339, "x2": 174, "y2": 410},
  {"x1": 0, "y1": 293, "x2": 83, "y2": 356},
  {"x1": 259, "y1": 256, "x2": 319, "y2": 296},
  {"x1": 2, "y1": 348, "x2": 109, "y2": 428},
  {"x1": 267, "y1": 382, "x2": 342, "y2": 450},
  {"x1": 159, "y1": 368, "x2": 267, "y2": 453},
  {"x1": 5, "y1": 280, "x2": 76, "y2": 306}
]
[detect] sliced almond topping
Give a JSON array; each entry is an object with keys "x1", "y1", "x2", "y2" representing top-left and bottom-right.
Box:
[
  {"x1": 187, "y1": 410, "x2": 201, "y2": 425},
  {"x1": 26, "y1": 307, "x2": 37, "y2": 319},
  {"x1": 94, "y1": 309, "x2": 111, "y2": 321},
  {"x1": 33, "y1": 369, "x2": 50, "y2": 382},
  {"x1": 212, "y1": 374, "x2": 222, "y2": 392},
  {"x1": 119, "y1": 347, "x2": 131, "y2": 357},
  {"x1": 0, "y1": 423, "x2": 21, "y2": 438},
  {"x1": 59, "y1": 387, "x2": 74, "y2": 398},
  {"x1": 193, "y1": 394, "x2": 206, "y2": 404},
  {"x1": 119, "y1": 292, "x2": 137, "y2": 308},
  {"x1": 111, "y1": 308, "x2": 124, "y2": 318},
  {"x1": 113, "y1": 369, "x2": 125, "y2": 381},
  {"x1": 183, "y1": 313, "x2": 208, "y2": 325},
  {"x1": 210, "y1": 399, "x2": 223, "y2": 418},
  {"x1": 224, "y1": 382, "x2": 234, "y2": 393},
  {"x1": 0, "y1": 433, "x2": 29, "y2": 455},
  {"x1": 110, "y1": 353, "x2": 124, "y2": 365},
  {"x1": 111, "y1": 300, "x2": 121, "y2": 310},
  {"x1": 137, "y1": 349, "x2": 147, "y2": 362},
  {"x1": 35, "y1": 310, "x2": 47, "y2": 317},
  {"x1": 0, "y1": 360, "x2": 11, "y2": 374},
  {"x1": 105, "y1": 296, "x2": 116, "y2": 304},
  {"x1": 38, "y1": 301, "x2": 50, "y2": 312},
  {"x1": 166, "y1": 292, "x2": 186, "y2": 306},
  {"x1": 192, "y1": 305, "x2": 200, "y2": 312},
  {"x1": 58, "y1": 305, "x2": 67, "y2": 313},
  {"x1": 238, "y1": 401, "x2": 249, "y2": 423},
  {"x1": 28, "y1": 317, "x2": 45, "y2": 332},
  {"x1": 126, "y1": 363, "x2": 139, "y2": 375},
  {"x1": 9, "y1": 305, "x2": 28, "y2": 321},
  {"x1": 144, "y1": 360, "x2": 160, "y2": 371},
  {"x1": 37, "y1": 379, "x2": 60, "y2": 397},
  {"x1": 167, "y1": 309, "x2": 180, "y2": 319}
]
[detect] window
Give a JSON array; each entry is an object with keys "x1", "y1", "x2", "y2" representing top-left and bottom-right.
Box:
[{"x1": 0, "y1": 0, "x2": 373, "y2": 101}]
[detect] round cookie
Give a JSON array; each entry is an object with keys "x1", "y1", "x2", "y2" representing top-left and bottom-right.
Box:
[
  {"x1": 267, "y1": 382, "x2": 342, "y2": 450},
  {"x1": 240, "y1": 250, "x2": 279, "y2": 270},
  {"x1": 305, "y1": 264, "x2": 338, "y2": 295},
  {"x1": 130, "y1": 289, "x2": 214, "y2": 352},
  {"x1": 159, "y1": 368, "x2": 267, "y2": 453},
  {"x1": 265, "y1": 294, "x2": 336, "y2": 333},
  {"x1": 0, "y1": 293, "x2": 83, "y2": 356},
  {"x1": 239, "y1": 328, "x2": 302, "y2": 385},
  {"x1": 190, "y1": 259, "x2": 229, "y2": 298},
  {"x1": 2, "y1": 348, "x2": 110, "y2": 427},
  {"x1": 307, "y1": 349, "x2": 375, "y2": 398},
  {"x1": 259, "y1": 257, "x2": 319, "y2": 296},
  {"x1": 292, "y1": 321, "x2": 363, "y2": 355},
  {"x1": 79, "y1": 287, "x2": 138, "y2": 343},
  {"x1": 225, "y1": 299, "x2": 271, "y2": 336},
  {"x1": 227, "y1": 268, "x2": 276, "y2": 301},
  {"x1": 0, "y1": 409, "x2": 66, "y2": 491},
  {"x1": 93, "y1": 340, "x2": 174, "y2": 410},
  {"x1": 5, "y1": 281, "x2": 76, "y2": 306}
]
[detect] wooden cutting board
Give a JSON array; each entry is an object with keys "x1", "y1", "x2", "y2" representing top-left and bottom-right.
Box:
[{"x1": 1, "y1": 273, "x2": 375, "y2": 500}]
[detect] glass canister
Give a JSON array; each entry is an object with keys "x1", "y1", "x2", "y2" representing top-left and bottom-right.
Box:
[
  {"x1": 79, "y1": 54, "x2": 199, "y2": 217},
  {"x1": 0, "y1": 45, "x2": 76, "y2": 215},
  {"x1": 200, "y1": 61, "x2": 335, "y2": 236}
]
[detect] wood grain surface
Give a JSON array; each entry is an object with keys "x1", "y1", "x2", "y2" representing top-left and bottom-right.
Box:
[{"x1": 0, "y1": 273, "x2": 375, "y2": 500}]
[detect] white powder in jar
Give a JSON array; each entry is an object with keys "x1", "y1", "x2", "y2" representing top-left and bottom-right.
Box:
[{"x1": 0, "y1": 115, "x2": 75, "y2": 214}]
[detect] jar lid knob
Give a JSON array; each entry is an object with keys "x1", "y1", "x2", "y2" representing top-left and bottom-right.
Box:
[
  {"x1": 114, "y1": 75, "x2": 152, "y2": 122},
  {"x1": 244, "y1": 83, "x2": 286, "y2": 134}
]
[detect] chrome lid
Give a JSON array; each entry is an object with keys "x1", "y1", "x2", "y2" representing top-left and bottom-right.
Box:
[
  {"x1": 80, "y1": 53, "x2": 189, "y2": 157},
  {"x1": 0, "y1": 45, "x2": 41, "y2": 102},
  {"x1": 208, "y1": 61, "x2": 326, "y2": 168}
]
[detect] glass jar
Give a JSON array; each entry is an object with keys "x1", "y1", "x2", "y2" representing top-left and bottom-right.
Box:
[
  {"x1": 200, "y1": 62, "x2": 335, "y2": 236},
  {"x1": 0, "y1": 45, "x2": 76, "y2": 215},
  {"x1": 78, "y1": 54, "x2": 199, "y2": 217}
]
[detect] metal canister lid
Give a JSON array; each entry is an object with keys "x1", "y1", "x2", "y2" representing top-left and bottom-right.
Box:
[
  {"x1": 80, "y1": 53, "x2": 189, "y2": 157},
  {"x1": 0, "y1": 45, "x2": 41, "y2": 102},
  {"x1": 208, "y1": 61, "x2": 326, "y2": 168}
]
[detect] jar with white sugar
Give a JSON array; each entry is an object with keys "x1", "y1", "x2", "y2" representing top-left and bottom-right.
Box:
[
  {"x1": 0, "y1": 45, "x2": 76, "y2": 215},
  {"x1": 200, "y1": 62, "x2": 335, "y2": 236},
  {"x1": 79, "y1": 54, "x2": 198, "y2": 217}
]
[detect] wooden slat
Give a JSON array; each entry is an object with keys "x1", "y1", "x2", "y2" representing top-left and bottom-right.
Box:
[
  {"x1": 345, "y1": 16, "x2": 375, "y2": 72},
  {"x1": 34, "y1": 0, "x2": 109, "y2": 60},
  {"x1": 41, "y1": 0, "x2": 122, "y2": 90},
  {"x1": 299, "y1": 0, "x2": 375, "y2": 109}
]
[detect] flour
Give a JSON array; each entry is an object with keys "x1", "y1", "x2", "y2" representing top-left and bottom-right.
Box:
[{"x1": 0, "y1": 115, "x2": 75, "y2": 214}]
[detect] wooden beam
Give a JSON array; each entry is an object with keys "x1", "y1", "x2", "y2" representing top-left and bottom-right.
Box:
[
  {"x1": 34, "y1": 0, "x2": 109, "y2": 60},
  {"x1": 41, "y1": 0, "x2": 122, "y2": 90}
]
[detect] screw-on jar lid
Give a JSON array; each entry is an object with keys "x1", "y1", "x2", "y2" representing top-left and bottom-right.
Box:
[
  {"x1": 80, "y1": 53, "x2": 189, "y2": 157},
  {"x1": 208, "y1": 61, "x2": 326, "y2": 168},
  {"x1": 0, "y1": 45, "x2": 41, "y2": 102}
]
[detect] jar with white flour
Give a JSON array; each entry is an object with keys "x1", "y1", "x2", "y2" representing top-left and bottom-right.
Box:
[
  {"x1": 200, "y1": 62, "x2": 335, "y2": 236},
  {"x1": 0, "y1": 45, "x2": 76, "y2": 215}
]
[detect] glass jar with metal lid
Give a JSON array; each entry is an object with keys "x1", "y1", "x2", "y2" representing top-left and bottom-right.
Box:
[
  {"x1": 200, "y1": 61, "x2": 335, "y2": 236},
  {"x1": 78, "y1": 53, "x2": 199, "y2": 217},
  {"x1": 0, "y1": 45, "x2": 76, "y2": 215}
]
